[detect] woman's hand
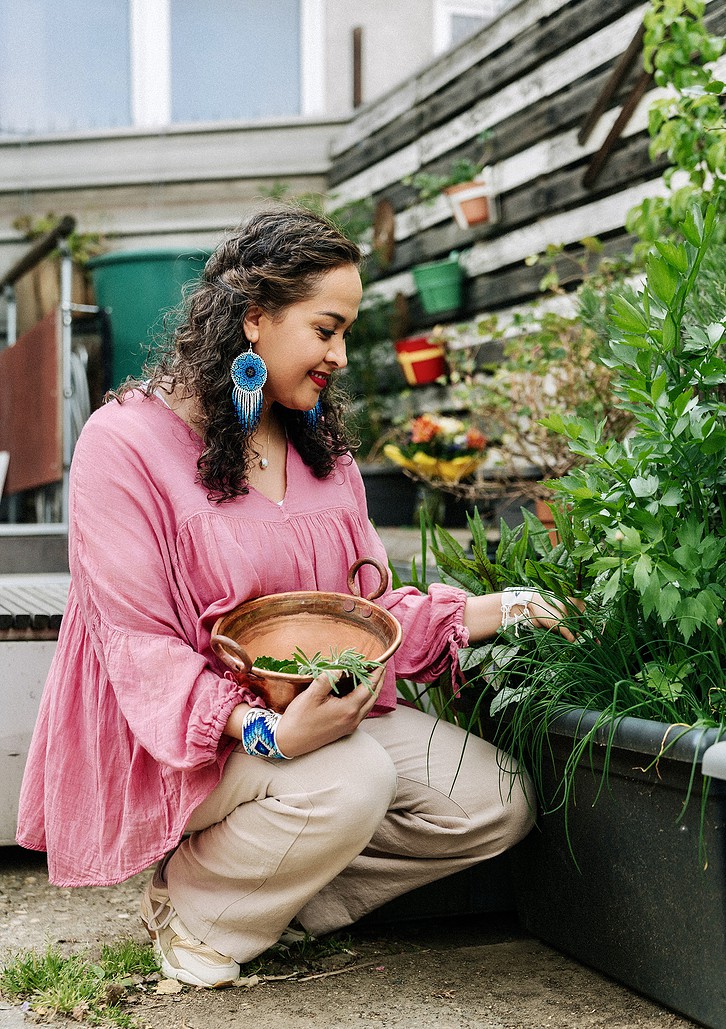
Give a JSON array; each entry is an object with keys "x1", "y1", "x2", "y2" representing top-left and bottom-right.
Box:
[
  {"x1": 274, "y1": 663, "x2": 386, "y2": 758},
  {"x1": 522, "y1": 592, "x2": 584, "y2": 643},
  {"x1": 464, "y1": 590, "x2": 584, "y2": 644}
]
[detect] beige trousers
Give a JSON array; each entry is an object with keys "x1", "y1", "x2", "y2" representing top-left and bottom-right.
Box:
[{"x1": 164, "y1": 704, "x2": 534, "y2": 963}]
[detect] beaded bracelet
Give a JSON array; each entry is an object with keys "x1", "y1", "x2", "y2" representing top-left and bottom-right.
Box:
[
  {"x1": 240, "y1": 709, "x2": 291, "y2": 761},
  {"x1": 501, "y1": 587, "x2": 534, "y2": 636}
]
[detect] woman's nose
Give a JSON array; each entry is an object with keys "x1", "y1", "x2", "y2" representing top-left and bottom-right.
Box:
[{"x1": 326, "y1": 337, "x2": 348, "y2": 370}]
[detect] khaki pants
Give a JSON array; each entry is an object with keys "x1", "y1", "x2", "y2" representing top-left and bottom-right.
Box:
[{"x1": 164, "y1": 704, "x2": 534, "y2": 963}]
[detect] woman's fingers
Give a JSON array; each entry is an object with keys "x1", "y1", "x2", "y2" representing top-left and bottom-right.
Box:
[
  {"x1": 275, "y1": 662, "x2": 387, "y2": 757},
  {"x1": 529, "y1": 593, "x2": 584, "y2": 641}
]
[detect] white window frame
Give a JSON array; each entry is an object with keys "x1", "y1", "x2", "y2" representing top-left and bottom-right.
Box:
[
  {"x1": 129, "y1": 0, "x2": 323, "y2": 129},
  {"x1": 432, "y1": 0, "x2": 504, "y2": 56}
]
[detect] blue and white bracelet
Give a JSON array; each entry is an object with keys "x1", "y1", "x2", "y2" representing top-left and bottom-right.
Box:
[
  {"x1": 501, "y1": 587, "x2": 534, "y2": 636},
  {"x1": 240, "y1": 709, "x2": 291, "y2": 761}
]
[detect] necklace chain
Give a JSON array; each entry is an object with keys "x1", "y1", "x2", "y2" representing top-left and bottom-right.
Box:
[{"x1": 259, "y1": 420, "x2": 271, "y2": 470}]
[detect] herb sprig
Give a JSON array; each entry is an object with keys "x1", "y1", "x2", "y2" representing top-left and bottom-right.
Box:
[{"x1": 254, "y1": 647, "x2": 381, "y2": 694}]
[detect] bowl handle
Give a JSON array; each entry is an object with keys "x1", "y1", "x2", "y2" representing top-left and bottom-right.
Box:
[
  {"x1": 347, "y1": 557, "x2": 388, "y2": 601},
  {"x1": 211, "y1": 633, "x2": 255, "y2": 676}
]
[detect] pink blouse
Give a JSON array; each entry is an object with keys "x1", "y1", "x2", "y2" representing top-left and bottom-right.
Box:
[{"x1": 16, "y1": 392, "x2": 469, "y2": 886}]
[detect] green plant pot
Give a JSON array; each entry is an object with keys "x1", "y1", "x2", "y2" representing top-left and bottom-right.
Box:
[
  {"x1": 88, "y1": 247, "x2": 211, "y2": 387},
  {"x1": 411, "y1": 256, "x2": 463, "y2": 315},
  {"x1": 508, "y1": 708, "x2": 726, "y2": 1028}
]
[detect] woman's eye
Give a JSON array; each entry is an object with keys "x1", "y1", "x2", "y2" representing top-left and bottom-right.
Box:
[{"x1": 318, "y1": 327, "x2": 335, "y2": 339}]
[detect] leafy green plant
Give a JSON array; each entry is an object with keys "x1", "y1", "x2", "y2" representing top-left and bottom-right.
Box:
[
  {"x1": 404, "y1": 158, "x2": 485, "y2": 204},
  {"x1": 409, "y1": 201, "x2": 725, "y2": 857},
  {"x1": 13, "y1": 213, "x2": 106, "y2": 266},
  {"x1": 627, "y1": 0, "x2": 726, "y2": 246}
]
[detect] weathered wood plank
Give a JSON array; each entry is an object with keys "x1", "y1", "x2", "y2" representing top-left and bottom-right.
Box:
[{"x1": 331, "y1": 6, "x2": 648, "y2": 207}]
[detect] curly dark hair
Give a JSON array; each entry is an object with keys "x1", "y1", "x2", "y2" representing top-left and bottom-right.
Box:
[{"x1": 112, "y1": 205, "x2": 363, "y2": 501}]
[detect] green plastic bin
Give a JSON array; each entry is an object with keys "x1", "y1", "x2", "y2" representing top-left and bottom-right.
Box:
[{"x1": 88, "y1": 247, "x2": 211, "y2": 387}]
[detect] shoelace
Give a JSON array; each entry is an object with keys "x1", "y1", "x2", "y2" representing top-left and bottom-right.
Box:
[{"x1": 145, "y1": 891, "x2": 175, "y2": 933}]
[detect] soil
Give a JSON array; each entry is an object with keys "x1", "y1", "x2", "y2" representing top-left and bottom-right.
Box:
[{"x1": 0, "y1": 847, "x2": 697, "y2": 1029}]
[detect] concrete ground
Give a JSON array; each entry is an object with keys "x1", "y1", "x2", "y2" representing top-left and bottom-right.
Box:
[{"x1": 0, "y1": 846, "x2": 697, "y2": 1029}]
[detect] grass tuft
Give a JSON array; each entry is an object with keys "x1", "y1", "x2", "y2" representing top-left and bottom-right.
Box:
[{"x1": 0, "y1": 937, "x2": 159, "y2": 1027}]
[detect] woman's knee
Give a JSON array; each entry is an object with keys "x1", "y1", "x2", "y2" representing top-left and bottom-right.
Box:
[
  {"x1": 498, "y1": 762, "x2": 536, "y2": 848},
  {"x1": 322, "y1": 729, "x2": 398, "y2": 833}
]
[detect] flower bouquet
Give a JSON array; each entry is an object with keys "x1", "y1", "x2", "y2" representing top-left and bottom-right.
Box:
[{"x1": 383, "y1": 413, "x2": 487, "y2": 484}]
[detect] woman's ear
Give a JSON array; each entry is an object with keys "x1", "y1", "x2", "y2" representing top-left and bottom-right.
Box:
[{"x1": 243, "y1": 304, "x2": 263, "y2": 343}]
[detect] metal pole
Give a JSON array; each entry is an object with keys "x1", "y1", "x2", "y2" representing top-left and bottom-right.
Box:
[
  {"x1": 2, "y1": 284, "x2": 17, "y2": 346},
  {"x1": 59, "y1": 242, "x2": 73, "y2": 526}
]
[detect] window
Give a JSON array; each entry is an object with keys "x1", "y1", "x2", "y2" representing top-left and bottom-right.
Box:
[
  {"x1": 0, "y1": 0, "x2": 131, "y2": 135},
  {"x1": 171, "y1": 0, "x2": 300, "y2": 122},
  {"x1": 433, "y1": 0, "x2": 511, "y2": 56},
  {"x1": 0, "y1": 0, "x2": 322, "y2": 137}
]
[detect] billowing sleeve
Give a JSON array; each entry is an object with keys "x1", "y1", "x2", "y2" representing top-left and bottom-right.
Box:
[
  {"x1": 68, "y1": 416, "x2": 248, "y2": 771},
  {"x1": 348, "y1": 462, "x2": 470, "y2": 684}
]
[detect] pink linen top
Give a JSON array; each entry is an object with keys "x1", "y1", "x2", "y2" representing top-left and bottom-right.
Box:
[{"x1": 16, "y1": 392, "x2": 470, "y2": 887}]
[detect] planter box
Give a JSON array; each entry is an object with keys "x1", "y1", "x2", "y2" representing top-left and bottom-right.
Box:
[
  {"x1": 359, "y1": 463, "x2": 418, "y2": 527},
  {"x1": 508, "y1": 708, "x2": 726, "y2": 1028}
]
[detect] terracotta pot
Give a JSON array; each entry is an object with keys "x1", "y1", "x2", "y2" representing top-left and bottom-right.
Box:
[
  {"x1": 444, "y1": 181, "x2": 495, "y2": 229},
  {"x1": 535, "y1": 498, "x2": 559, "y2": 546},
  {"x1": 210, "y1": 558, "x2": 402, "y2": 712},
  {"x1": 394, "y1": 335, "x2": 447, "y2": 386}
]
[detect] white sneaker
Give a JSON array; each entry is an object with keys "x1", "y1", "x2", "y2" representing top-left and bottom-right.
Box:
[{"x1": 140, "y1": 873, "x2": 240, "y2": 988}]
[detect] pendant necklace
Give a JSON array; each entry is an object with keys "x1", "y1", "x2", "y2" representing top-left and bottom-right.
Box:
[{"x1": 259, "y1": 421, "x2": 271, "y2": 470}]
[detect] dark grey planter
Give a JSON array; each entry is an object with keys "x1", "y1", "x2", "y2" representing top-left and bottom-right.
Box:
[
  {"x1": 359, "y1": 463, "x2": 418, "y2": 526},
  {"x1": 508, "y1": 708, "x2": 726, "y2": 1028}
]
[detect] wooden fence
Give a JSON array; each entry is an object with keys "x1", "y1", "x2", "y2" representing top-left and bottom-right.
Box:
[{"x1": 328, "y1": 0, "x2": 725, "y2": 344}]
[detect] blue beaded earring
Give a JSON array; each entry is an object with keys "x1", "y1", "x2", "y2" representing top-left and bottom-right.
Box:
[
  {"x1": 231, "y1": 344, "x2": 267, "y2": 431},
  {"x1": 304, "y1": 400, "x2": 322, "y2": 429}
]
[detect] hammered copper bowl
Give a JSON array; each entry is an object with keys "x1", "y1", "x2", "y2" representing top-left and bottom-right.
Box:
[{"x1": 210, "y1": 558, "x2": 402, "y2": 712}]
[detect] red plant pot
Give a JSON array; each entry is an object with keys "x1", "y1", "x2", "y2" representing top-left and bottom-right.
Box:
[{"x1": 394, "y1": 336, "x2": 447, "y2": 386}]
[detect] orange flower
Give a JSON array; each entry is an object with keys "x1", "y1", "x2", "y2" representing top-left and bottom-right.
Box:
[
  {"x1": 410, "y1": 415, "x2": 440, "y2": 444},
  {"x1": 465, "y1": 428, "x2": 487, "y2": 451}
]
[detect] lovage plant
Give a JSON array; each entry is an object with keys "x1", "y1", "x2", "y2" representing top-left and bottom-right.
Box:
[{"x1": 425, "y1": 202, "x2": 725, "y2": 746}]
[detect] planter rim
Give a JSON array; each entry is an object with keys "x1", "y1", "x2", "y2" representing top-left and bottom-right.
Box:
[{"x1": 546, "y1": 705, "x2": 723, "y2": 765}]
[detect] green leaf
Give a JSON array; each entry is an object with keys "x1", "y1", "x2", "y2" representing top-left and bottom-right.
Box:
[
  {"x1": 654, "y1": 239, "x2": 689, "y2": 272},
  {"x1": 611, "y1": 294, "x2": 649, "y2": 333},
  {"x1": 646, "y1": 252, "x2": 680, "y2": 304},
  {"x1": 630, "y1": 474, "x2": 660, "y2": 497},
  {"x1": 633, "y1": 553, "x2": 654, "y2": 593},
  {"x1": 657, "y1": 584, "x2": 681, "y2": 621},
  {"x1": 662, "y1": 313, "x2": 678, "y2": 351}
]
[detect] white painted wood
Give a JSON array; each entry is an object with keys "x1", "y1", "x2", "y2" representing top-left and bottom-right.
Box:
[
  {"x1": 331, "y1": 5, "x2": 648, "y2": 204},
  {"x1": 0, "y1": 120, "x2": 345, "y2": 193},
  {"x1": 331, "y1": 0, "x2": 570, "y2": 156},
  {"x1": 301, "y1": 0, "x2": 326, "y2": 117},
  {"x1": 364, "y1": 174, "x2": 677, "y2": 304},
  {"x1": 0, "y1": 640, "x2": 57, "y2": 845},
  {"x1": 130, "y1": 0, "x2": 171, "y2": 128}
]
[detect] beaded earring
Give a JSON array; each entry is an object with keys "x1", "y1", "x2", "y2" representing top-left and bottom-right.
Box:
[
  {"x1": 304, "y1": 400, "x2": 322, "y2": 429},
  {"x1": 231, "y1": 344, "x2": 267, "y2": 431}
]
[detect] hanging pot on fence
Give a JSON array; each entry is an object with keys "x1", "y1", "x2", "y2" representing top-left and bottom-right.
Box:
[
  {"x1": 411, "y1": 254, "x2": 463, "y2": 315},
  {"x1": 394, "y1": 335, "x2": 447, "y2": 386}
]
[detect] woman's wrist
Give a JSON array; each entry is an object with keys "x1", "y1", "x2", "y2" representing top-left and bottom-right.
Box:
[{"x1": 463, "y1": 589, "x2": 540, "y2": 642}]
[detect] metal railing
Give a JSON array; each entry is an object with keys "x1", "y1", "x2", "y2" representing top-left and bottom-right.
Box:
[{"x1": 1, "y1": 216, "x2": 99, "y2": 525}]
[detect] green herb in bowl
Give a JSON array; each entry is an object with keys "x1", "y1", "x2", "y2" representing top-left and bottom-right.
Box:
[{"x1": 254, "y1": 647, "x2": 381, "y2": 694}]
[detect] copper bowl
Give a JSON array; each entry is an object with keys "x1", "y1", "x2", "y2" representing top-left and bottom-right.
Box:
[{"x1": 210, "y1": 557, "x2": 402, "y2": 712}]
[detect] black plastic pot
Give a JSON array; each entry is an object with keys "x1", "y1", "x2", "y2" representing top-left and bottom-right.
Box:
[
  {"x1": 508, "y1": 708, "x2": 726, "y2": 1028},
  {"x1": 359, "y1": 463, "x2": 419, "y2": 527}
]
